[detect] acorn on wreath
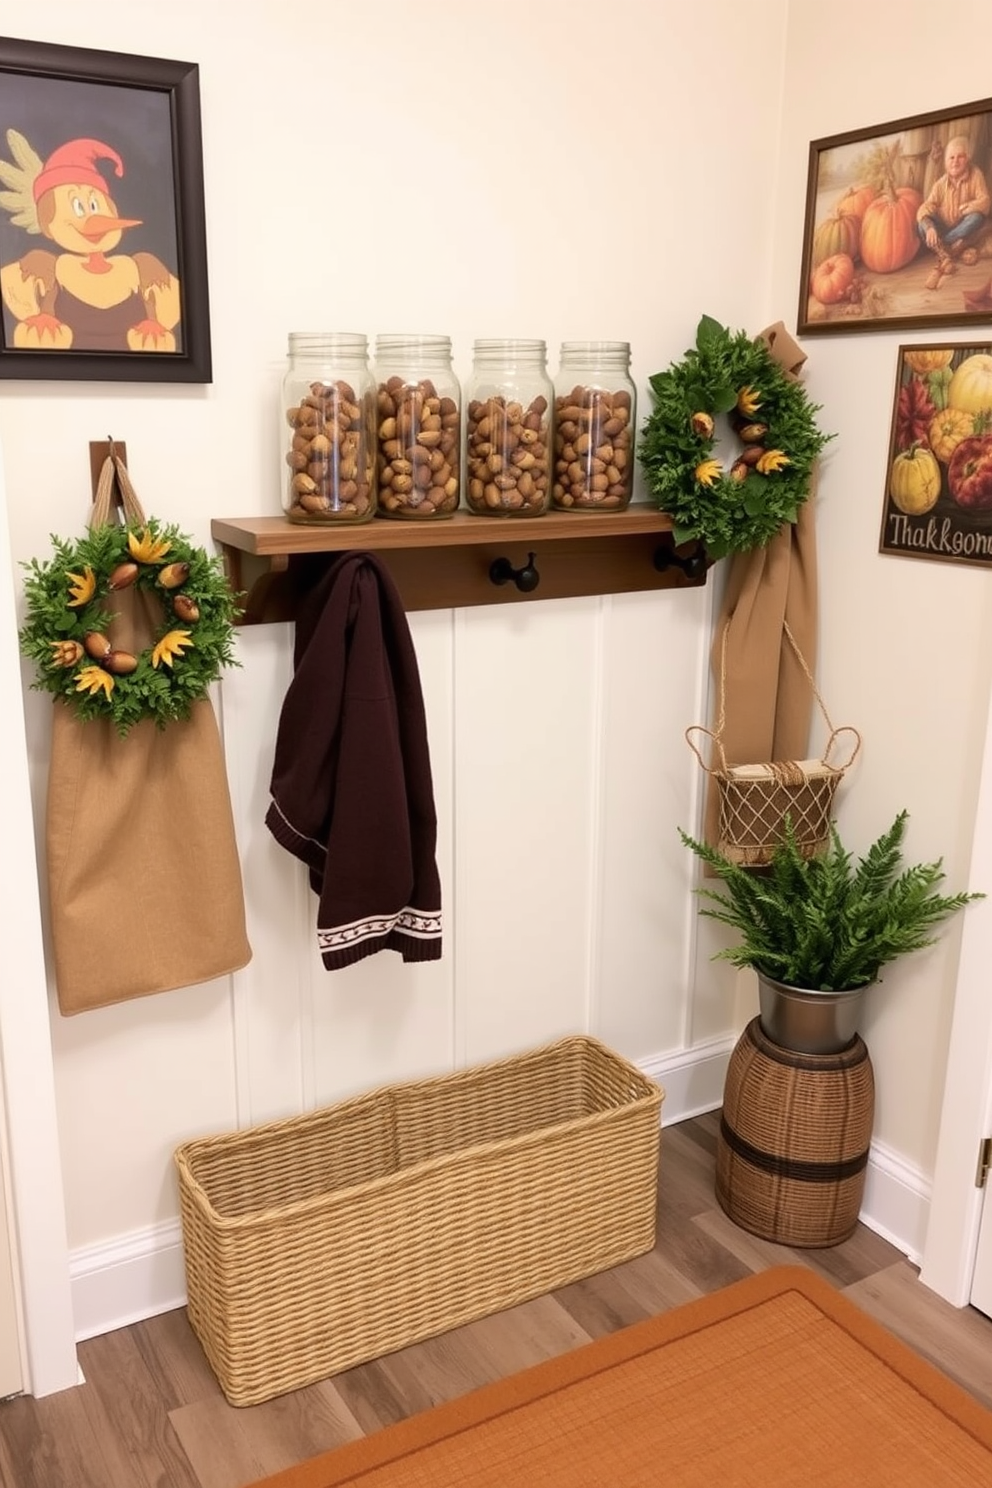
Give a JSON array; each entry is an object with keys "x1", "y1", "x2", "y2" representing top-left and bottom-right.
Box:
[
  {"x1": 19, "y1": 518, "x2": 241, "y2": 736},
  {"x1": 639, "y1": 315, "x2": 833, "y2": 559}
]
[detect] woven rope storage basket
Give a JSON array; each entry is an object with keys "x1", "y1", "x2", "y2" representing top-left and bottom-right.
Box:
[
  {"x1": 716, "y1": 1017, "x2": 874, "y2": 1248},
  {"x1": 688, "y1": 622, "x2": 861, "y2": 867},
  {"x1": 712, "y1": 758, "x2": 848, "y2": 866},
  {"x1": 175, "y1": 1035, "x2": 663, "y2": 1406}
]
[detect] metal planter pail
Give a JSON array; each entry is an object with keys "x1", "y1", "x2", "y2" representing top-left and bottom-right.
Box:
[{"x1": 757, "y1": 972, "x2": 869, "y2": 1055}]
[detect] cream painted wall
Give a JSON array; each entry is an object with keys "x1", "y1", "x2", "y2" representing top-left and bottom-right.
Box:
[
  {"x1": 0, "y1": 446, "x2": 77, "y2": 1392},
  {"x1": 6, "y1": 0, "x2": 988, "y2": 1357},
  {"x1": 2, "y1": 0, "x2": 785, "y2": 1287},
  {"x1": 777, "y1": 0, "x2": 992, "y2": 1174}
]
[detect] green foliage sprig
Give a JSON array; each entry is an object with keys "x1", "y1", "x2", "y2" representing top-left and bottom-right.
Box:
[
  {"x1": 680, "y1": 812, "x2": 982, "y2": 991},
  {"x1": 19, "y1": 518, "x2": 241, "y2": 736},
  {"x1": 639, "y1": 315, "x2": 834, "y2": 559}
]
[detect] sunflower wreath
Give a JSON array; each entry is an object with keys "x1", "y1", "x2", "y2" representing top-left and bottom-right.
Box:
[
  {"x1": 19, "y1": 519, "x2": 240, "y2": 736},
  {"x1": 639, "y1": 314, "x2": 833, "y2": 559}
]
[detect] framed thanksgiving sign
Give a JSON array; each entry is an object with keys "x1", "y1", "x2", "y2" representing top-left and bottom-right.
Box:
[
  {"x1": 798, "y1": 98, "x2": 992, "y2": 336},
  {"x1": 879, "y1": 344, "x2": 992, "y2": 567}
]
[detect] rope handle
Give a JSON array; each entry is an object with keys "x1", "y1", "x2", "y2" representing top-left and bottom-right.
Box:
[
  {"x1": 712, "y1": 617, "x2": 839, "y2": 743},
  {"x1": 690, "y1": 616, "x2": 863, "y2": 777},
  {"x1": 781, "y1": 619, "x2": 835, "y2": 736},
  {"x1": 685, "y1": 723, "x2": 861, "y2": 777},
  {"x1": 822, "y1": 725, "x2": 862, "y2": 772},
  {"x1": 684, "y1": 725, "x2": 729, "y2": 777},
  {"x1": 89, "y1": 450, "x2": 147, "y2": 531}
]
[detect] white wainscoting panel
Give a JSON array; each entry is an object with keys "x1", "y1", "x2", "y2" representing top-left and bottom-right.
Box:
[
  {"x1": 596, "y1": 585, "x2": 712, "y2": 1057},
  {"x1": 452, "y1": 598, "x2": 603, "y2": 1066},
  {"x1": 220, "y1": 623, "x2": 311, "y2": 1128}
]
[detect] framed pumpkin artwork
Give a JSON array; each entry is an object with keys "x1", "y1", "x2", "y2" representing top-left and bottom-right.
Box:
[
  {"x1": 879, "y1": 342, "x2": 992, "y2": 567},
  {"x1": 798, "y1": 98, "x2": 992, "y2": 336}
]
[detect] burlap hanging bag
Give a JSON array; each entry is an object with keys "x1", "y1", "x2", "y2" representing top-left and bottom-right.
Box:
[
  {"x1": 45, "y1": 456, "x2": 251, "y2": 1014},
  {"x1": 687, "y1": 621, "x2": 861, "y2": 868}
]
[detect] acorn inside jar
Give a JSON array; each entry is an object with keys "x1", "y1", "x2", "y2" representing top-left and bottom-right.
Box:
[
  {"x1": 464, "y1": 339, "x2": 553, "y2": 516},
  {"x1": 281, "y1": 333, "x2": 377, "y2": 524},
  {"x1": 552, "y1": 341, "x2": 636, "y2": 512},
  {"x1": 373, "y1": 335, "x2": 461, "y2": 519}
]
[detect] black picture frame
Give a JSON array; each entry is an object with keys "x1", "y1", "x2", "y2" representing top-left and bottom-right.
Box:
[
  {"x1": 798, "y1": 99, "x2": 992, "y2": 338},
  {"x1": 879, "y1": 341, "x2": 992, "y2": 568},
  {"x1": 0, "y1": 36, "x2": 211, "y2": 382}
]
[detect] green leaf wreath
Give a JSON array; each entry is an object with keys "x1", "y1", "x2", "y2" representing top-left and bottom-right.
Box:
[
  {"x1": 639, "y1": 315, "x2": 834, "y2": 559},
  {"x1": 19, "y1": 519, "x2": 241, "y2": 736}
]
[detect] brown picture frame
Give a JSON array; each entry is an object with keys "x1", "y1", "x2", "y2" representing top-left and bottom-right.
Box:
[
  {"x1": 0, "y1": 36, "x2": 210, "y2": 382},
  {"x1": 879, "y1": 341, "x2": 992, "y2": 567},
  {"x1": 798, "y1": 99, "x2": 992, "y2": 337}
]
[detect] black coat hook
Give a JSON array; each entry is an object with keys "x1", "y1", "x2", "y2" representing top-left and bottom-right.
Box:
[
  {"x1": 489, "y1": 552, "x2": 541, "y2": 593},
  {"x1": 653, "y1": 534, "x2": 708, "y2": 582}
]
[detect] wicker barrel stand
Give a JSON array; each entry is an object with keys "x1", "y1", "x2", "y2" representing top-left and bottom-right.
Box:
[{"x1": 716, "y1": 1017, "x2": 874, "y2": 1248}]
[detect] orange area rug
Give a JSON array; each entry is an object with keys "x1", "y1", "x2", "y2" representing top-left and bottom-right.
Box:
[{"x1": 250, "y1": 1265, "x2": 992, "y2": 1487}]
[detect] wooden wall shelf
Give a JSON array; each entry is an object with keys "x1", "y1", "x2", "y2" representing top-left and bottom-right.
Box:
[{"x1": 211, "y1": 509, "x2": 709, "y2": 624}]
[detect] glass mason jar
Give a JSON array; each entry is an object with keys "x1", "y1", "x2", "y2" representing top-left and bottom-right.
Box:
[
  {"x1": 372, "y1": 334, "x2": 461, "y2": 519},
  {"x1": 552, "y1": 341, "x2": 636, "y2": 512},
  {"x1": 464, "y1": 339, "x2": 554, "y2": 517},
  {"x1": 281, "y1": 332, "x2": 377, "y2": 524}
]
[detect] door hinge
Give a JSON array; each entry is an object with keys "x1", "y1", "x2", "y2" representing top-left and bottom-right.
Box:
[{"x1": 977, "y1": 1136, "x2": 992, "y2": 1188}]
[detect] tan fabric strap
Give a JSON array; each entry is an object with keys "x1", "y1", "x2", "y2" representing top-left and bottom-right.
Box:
[{"x1": 90, "y1": 451, "x2": 147, "y2": 531}]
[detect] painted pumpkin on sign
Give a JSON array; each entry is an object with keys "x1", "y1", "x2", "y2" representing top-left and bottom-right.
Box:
[
  {"x1": 948, "y1": 437, "x2": 992, "y2": 509},
  {"x1": 928, "y1": 408, "x2": 974, "y2": 464},
  {"x1": 948, "y1": 355, "x2": 992, "y2": 418},
  {"x1": 889, "y1": 443, "x2": 940, "y2": 514},
  {"x1": 904, "y1": 349, "x2": 955, "y2": 376}
]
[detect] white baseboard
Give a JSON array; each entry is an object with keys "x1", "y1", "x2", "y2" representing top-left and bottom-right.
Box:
[
  {"x1": 640, "y1": 1036, "x2": 736, "y2": 1123},
  {"x1": 69, "y1": 1218, "x2": 186, "y2": 1342},
  {"x1": 66, "y1": 1043, "x2": 931, "y2": 1341},
  {"x1": 858, "y1": 1136, "x2": 931, "y2": 1266}
]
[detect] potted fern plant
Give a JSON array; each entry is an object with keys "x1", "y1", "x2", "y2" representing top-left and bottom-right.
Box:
[{"x1": 680, "y1": 811, "x2": 983, "y2": 1054}]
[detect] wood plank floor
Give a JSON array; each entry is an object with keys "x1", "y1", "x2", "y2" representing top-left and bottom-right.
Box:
[{"x1": 3, "y1": 1111, "x2": 992, "y2": 1488}]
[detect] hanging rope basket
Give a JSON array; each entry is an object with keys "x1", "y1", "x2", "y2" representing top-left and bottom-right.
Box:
[{"x1": 686, "y1": 622, "x2": 861, "y2": 867}]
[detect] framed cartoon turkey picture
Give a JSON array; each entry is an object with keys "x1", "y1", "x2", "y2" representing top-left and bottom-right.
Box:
[
  {"x1": 879, "y1": 342, "x2": 992, "y2": 568},
  {"x1": 0, "y1": 36, "x2": 211, "y2": 382},
  {"x1": 798, "y1": 98, "x2": 992, "y2": 336}
]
